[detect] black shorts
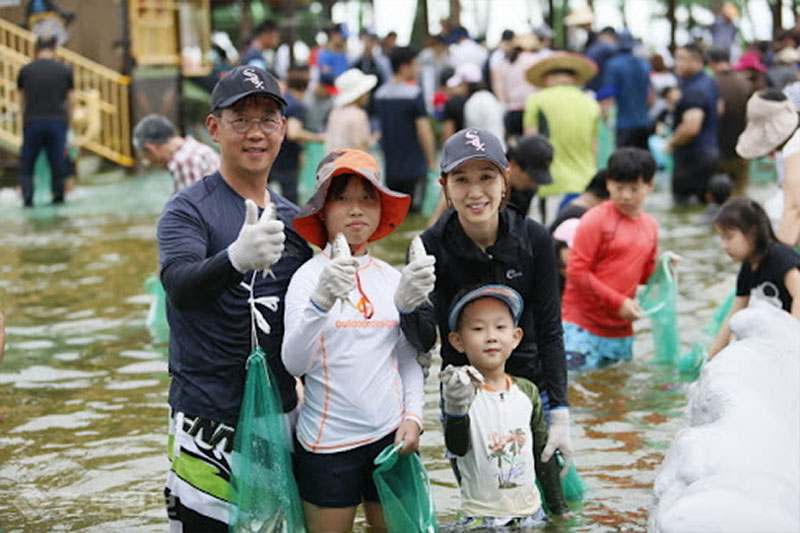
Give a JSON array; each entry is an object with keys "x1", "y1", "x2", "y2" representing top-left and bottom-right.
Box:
[{"x1": 294, "y1": 431, "x2": 396, "y2": 508}]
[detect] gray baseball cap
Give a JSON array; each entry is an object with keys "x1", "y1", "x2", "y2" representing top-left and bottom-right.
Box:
[
  {"x1": 210, "y1": 65, "x2": 287, "y2": 112},
  {"x1": 448, "y1": 284, "x2": 524, "y2": 331},
  {"x1": 441, "y1": 128, "x2": 509, "y2": 174}
]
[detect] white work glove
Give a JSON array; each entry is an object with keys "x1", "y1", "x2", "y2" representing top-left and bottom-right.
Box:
[
  {"x1": 541, "y1": 408, "x2": 573, "y2": 477},
  {"x1": 394, "y1": 256, "x2": 436, "y2": 313},
  {"x1": 310, "y1": 257, "x2": 358, "y2": 311},
  {"x1": 438, "y1": 364, "x2": 484, "y2": 416},
  {"x1": 227, "y1": 199, "x2": 285, "y2": 274}
]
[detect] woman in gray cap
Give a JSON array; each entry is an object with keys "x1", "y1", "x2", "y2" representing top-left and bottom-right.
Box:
[{"x1": 397, "y1": 128, "x2": 573, "y2": 480}]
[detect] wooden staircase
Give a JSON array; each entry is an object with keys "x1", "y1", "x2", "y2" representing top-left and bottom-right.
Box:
[{"x1": 0, "y1": 16, "x2": 134, "y2": 167}]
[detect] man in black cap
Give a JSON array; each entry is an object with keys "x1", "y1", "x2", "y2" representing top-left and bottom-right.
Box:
[
  {"x1": 506, "y1": 134, "x2": 554, "y2": 216},
  {"x1": 157, "y1": 65, "x2": 312, "y2": 530}
]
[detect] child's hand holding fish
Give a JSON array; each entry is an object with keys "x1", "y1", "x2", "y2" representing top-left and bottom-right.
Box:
[{"x1": 310, "y1": 233, "x2": 359, "y2": 311}]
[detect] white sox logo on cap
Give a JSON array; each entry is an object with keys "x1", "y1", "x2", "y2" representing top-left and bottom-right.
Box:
[
  {"x1": 242, "y1": 68, "x2": 265, "y2": 89},
  {"x1": 465, "y1": 130, "x2": 485, "y2": 152}
]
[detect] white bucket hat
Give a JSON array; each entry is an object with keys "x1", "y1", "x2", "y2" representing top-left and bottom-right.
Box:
[
  {"x1": 736, "y1": 91, "x2": 800, "y2": 159},
  {"x1": 333, "y1": 68, "x2": 378, "y2": 107}
]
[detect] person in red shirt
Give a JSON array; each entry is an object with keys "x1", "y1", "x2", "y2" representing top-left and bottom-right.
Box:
[{"x1": 561, "y1": 147, "x2": 658, "y2": 369}]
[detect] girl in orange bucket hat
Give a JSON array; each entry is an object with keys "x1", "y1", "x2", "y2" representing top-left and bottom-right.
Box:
[{"x1": 281, "y1": 149, "x2": 431, "y2": 532}]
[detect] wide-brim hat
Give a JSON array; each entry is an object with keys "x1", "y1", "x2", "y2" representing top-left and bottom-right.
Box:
[
  {"x1": 563, "y1": 6, "x2": 594, "y2": 26},
  {"x1": 736, "y1": 92, "x2": 800, "y2": 159},
  {"x1": 334, "y1": 68, "x2": 378, "y2": 107},
  {"x1": 525, "y1": 52, "x2": 597, "y2": 88},
  {"x1": 294, "y1": 149, "x2": 411, "y2": 248}
]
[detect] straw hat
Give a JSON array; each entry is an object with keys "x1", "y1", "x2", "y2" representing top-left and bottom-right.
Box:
[
  {"x1": 333, "y1": 68, "x2": 378, "y2": 107},
  {"x1": 563, "y1": 6, "x2": 594, "y2": 26},
  {"x1": 525, "y1": 52, "x2": 598, "y2": 88},
  {"x1": 293, "y1": 149, "x2": 410, "y2": 248},
  {"x1": 736, "y1": 91, "x2": 800, "y2": 159}
]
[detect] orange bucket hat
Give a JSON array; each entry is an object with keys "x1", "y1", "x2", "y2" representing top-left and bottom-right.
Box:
[{"x1": 293, "y1": 149, "x2": 411, "y2": 248}]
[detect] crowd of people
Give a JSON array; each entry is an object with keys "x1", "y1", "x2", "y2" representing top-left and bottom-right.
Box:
[{"x1": 15, "y1": 6, "x2": 800, "y2": 532}]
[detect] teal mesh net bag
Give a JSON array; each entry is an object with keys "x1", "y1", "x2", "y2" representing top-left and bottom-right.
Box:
[
  {"x1": 638, "y1": 253, "x2": 680, "y2": 365},
  {"x1": 677, "y1": 287, "x2": 735, "y2": 374},
  {"x1": 143, "y1": 274, "x2": 169, "y2": 343},
  {"x1": 228, "y1": 348, "x2": 305, "y2": 533},
  {"x1": 372, "y1": 443, "x2": 438, "y2": 533}
]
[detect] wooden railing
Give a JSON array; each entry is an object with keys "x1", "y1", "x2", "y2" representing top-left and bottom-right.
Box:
[
  {"x1": 0, "y1": 17, "x2": 134, "y2": 167},
  {"x1": 130, "y1": 0, "x2": 211, "y2": 76}
]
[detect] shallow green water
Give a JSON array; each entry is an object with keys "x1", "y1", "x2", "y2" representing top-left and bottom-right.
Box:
[{"x1": 0, "y1": 172, "x2": 762, "y2": 531}]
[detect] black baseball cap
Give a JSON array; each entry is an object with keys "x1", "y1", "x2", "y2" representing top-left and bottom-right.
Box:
[
  {"x1": 210, "y1": 65, "x2": 287, "y2": 112},
  {"x1": 441, "y1": 128, "x2": 509, "y2": 175},
  {"x1": 506, "y1": 134, "x2": 553, "y2": 185}
]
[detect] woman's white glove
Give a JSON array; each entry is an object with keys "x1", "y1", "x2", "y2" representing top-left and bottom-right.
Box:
[
  {"x1": 227, "y1": 199, "x2": 285, "y2": 274},
  {"x1": 394, "y1": 255, "x2": 436, "y2": 313},
  {"x1": 439, "y1": 365, "x2": 484, "y2": 416},
  {"x1": 541, "y1": 407, "x2": 573, "y2": 477},
  {"x1": 310, "y1": 257, "x2": 358, "y2": 311}
]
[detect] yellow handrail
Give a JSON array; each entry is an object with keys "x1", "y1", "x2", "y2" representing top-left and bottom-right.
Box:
[{"x1": 0, "y1": 17, "x2": 134, "y2": 167}]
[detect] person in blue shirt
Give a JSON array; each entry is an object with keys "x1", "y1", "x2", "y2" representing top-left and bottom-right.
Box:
[
  {"x1": 603, "y1": 30, "x2": 652, "y2": 150},
  {"x1": 158, "y1": 66, "x2": 312, "y2": 531},
  {"x1": 317, "y1": 23, "x2": 350, "y2": 86},
  {"x1": 240, "y1": 19, "x2": 280, "y2": 76},
  {"x1": 666, "y1": 44, "x2": 721, "y2": 206},
  {"x1": 584, "y1": 27, "x2": 617, "y2": 93}
]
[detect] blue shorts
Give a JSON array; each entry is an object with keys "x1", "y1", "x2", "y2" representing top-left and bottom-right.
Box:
[
  {"x1": 563, "y1": 322, "x2": 633, "y2": 370},
  {"x1": 293, "y1": 431, "x2": 395, "y2": 508}
]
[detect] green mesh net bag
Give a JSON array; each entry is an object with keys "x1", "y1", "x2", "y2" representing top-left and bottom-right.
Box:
[
  {"x1": 536, "y1": 451, "x2": 586, "y2": 513},
  {"x1": 677, "y1": 287, "x2": 735, "y2": 374},
  {"x1": 143, "y1": 274, "x2": 169, "y2": 343},
  {"x1": 229, "y1": 348, "x2": 305, "y2": 533},
  {"x1": 372, "y1": 443, "x2": 438, "y2": 533},
  {"x1": 638, "y1": 253, "x2": 680, "y2": 365}
]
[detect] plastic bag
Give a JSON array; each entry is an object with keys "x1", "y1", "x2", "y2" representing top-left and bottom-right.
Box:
[
  {"x1": 638, "y1": 253, "x2": 680, "y2": 365},
  {"x1": 677, "y1": 287, "x2": 735, "y2": 374},
  {"x1": 144, "y1": 274, "x2": 169, "y2": 343},
  {"x1": 536, "y1": 452, "x2": 585, "y2": 513},
  {"x1": 229, "y1": 348, "x2": 305, "y2": 533},
  {"x1": 422, "y1": 169, "x2": 442, "y2": 218},
  {"x1": 298, "y1": 141, "x2": 326, "y2": 204},
  {"x1": 372, "y1": 443, "x2": 438, "y2": 533}
]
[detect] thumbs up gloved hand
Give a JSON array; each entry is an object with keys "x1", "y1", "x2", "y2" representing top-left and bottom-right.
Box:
[
  {"x1": 310, "y1": 257, "x2": 359, "y2": 311},
  {"x1": 394, "y1": 255, "x2": 436, "y2": 313},
  {"x1": 228, "y1": 199, "x2": 285, "y2": 274},
  {"x1": 541, "y1": 407, "x2": 573, "y2": 477},
  {"x1": 439, "y1": 365, "x2": 484, "y2": 416}
]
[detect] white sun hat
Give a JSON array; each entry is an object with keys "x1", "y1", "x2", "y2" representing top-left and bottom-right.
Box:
[{"x1": 333, "y1": 68, "x2": 378, "y2": 107}]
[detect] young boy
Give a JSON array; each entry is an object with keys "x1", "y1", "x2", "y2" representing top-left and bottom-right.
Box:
[
  {"x1": 561, "y1": 147, "x2": 659, "y2": 369},
  {"x1": 440, "y1": 284, "x2": 569, "y2": 529}
]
